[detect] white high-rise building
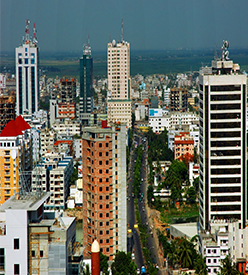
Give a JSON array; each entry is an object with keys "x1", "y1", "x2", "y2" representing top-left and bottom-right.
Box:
[
  {"x1": 199, "y1": 41, "x2": 247, "y2": 231},
  {"x1": 16, "y1": 20, "x2": 39, "y2": 116},
  {"x1": 107, "y1": 38, "x2": 131, "y2": 128}
]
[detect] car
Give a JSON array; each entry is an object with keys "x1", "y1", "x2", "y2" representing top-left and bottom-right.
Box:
[
  {"x1": 141, "y1": 266, "x2": 146, "y2": 274},
  {"x1": 137, "y1": 268, "x2": 140, "y2": 274},
  {"x1": 132, "y1": 253, "x2": 135, "y2": 260}
]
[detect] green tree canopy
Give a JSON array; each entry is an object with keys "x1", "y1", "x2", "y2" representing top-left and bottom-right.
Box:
[{"x1": 111, "y1": 251, "x2": 137, "y2": 275}]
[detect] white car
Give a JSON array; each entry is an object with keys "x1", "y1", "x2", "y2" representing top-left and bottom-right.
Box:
[
  {"x1": 137, "y1": 268, "x2": 140, "y2": 274},
  {"x1": 132, "y1": 253, "x2": 135, "y2": 260}
]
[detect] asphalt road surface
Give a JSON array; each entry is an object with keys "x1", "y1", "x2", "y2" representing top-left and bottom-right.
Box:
[{"x1": 127, "y1": 134, "x2": 164, "y2": 274}]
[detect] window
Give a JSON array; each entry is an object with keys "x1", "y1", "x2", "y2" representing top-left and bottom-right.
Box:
[
  {"x1": 100, "y1": 196, "x2": 103, "y2": 200},
  {"x1": 106, "y1": 169, "x2": 109, "y2": 174},
  {"x1": 40, "y1": 251, "x2": 43, "y2": 257},
  {"x1": 106, "y1": 187, "x2": 109, "y2": 191},
  {"x1": 99, "y1": 152, "x2": 102, "y2": 156},
  {"x1": 99, "y1": 143, "x2": 102, "y2": 148},
  {"x1": 100, "y1": 239, "x2": 103, "y2": 244},
  {"x1": 100, "y1": 205, "x2": 102, "y2": 209},
  {"x1": 100, "y1": 187, "x2": 102, "y2": 191},
  {"x1": 106, "y1": 195, "x2": 109, "y2": 200},
  {"x1": 100, "y1": 170, "x2": 102, "y2": 174},
  {"x1": 99, "y1": 161, "x2": 102, "y2": 165},
  {"x1": 106, "y1": 230, "x2": 109, "y2": 235},
  {"x1": 106, "y1": 213, "x2": 109, "y2": 217},
  {"x1": 106, "y1": 160, "x2": 109, "y2": 165},
  {"x1": 106, "y1": 239, "x2": 109, "y2": 243},
  {"x1": 100, "y1": 231, "x2": 103, "y2": 235},
  {"x1": 106, "y1": 143, "x2": 109, "y2": 147},
  {"x1": 0, "y1": 248, "x2": 5, "y2": 271},
  {"x1": 100, "y1": 213, "x2": 103, "y2": 218},
  {"x1": 208, "y1": 259, "x2": 211, "y2": 263},
  {"x1": 14, "y1": 264, "x2": 20, "y2": 275},
  {"x1": 106, "y1": 178, "x2": 109, "y2": 182},
  {"x1": 100, "y1": 222, "x2": 103, "y2": 226},
  {"x1": 106, "y1": 204, "x2": 109, "y2": 209},
  {"x1": 32, "y1": 250, "x2": 35, "y2": 257},
  {"x1": 99, "y1": 178, "x2": 102, "y2": 183},
  {"x1": 213, "y1": 259, "x2": 216, "y2": 263},
  {"x1": 14, "y1": 239, "x2": 19, "y2": 250},
  {"x1": 106, "y1": 247, "x2": 109, "y2": 252},
  {"x1": 106, "y1": 152, "x2": 109, "y2": 156},
  {"x1": 106, "y1": 222, "x2": 109, "y2": 226}
]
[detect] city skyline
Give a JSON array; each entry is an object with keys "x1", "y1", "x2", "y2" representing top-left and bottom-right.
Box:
[{"x1": 1, "y1": 0, "x2": 248, "y2": 53}]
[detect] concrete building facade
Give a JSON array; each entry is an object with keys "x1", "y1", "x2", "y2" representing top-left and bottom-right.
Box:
[{"x1": 82, "y1": 123, "x2": 127, "y2": 260}]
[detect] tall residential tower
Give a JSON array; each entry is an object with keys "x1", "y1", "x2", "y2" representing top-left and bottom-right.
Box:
[
  {"x1": 16, "y1": 20, "x2": 39, "y2": 116},
  {"x1": 107, "y1": 34, "x2": 131, "y2": 128},
  {"x1": 199, "y1": 41, "x2": 247, "y2": 231}
]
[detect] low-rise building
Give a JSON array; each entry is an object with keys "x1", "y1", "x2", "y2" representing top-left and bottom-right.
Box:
[
  {"x1": 174, "y1": 132, "x2": 194, "y2": 160},
  {"x1": 0, "y1": 193, "x2": 82, "y2": 275}
]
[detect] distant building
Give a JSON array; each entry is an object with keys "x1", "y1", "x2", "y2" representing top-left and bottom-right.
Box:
[
  {"x1": 82, "y1": 123, "x2": 127, "y2": 260},
  {"x1": 174, "y1": 132, "x2": 194, "y2": 160},
  {"x1": 16, "y1": 20, "x2": 39, "y2": 116},
  {"x1": 79, "y1": 42, "x2": 93, "y2": 124},
  {"x1": 0, "y1": 95, "x2": 16, "y2": 132},
  {"x1": 170, "y1": 87, "x2": 188, "y2": 112},
  {"x1": 60, "y1": 78, "x2": 76, "y2": 103},
  {"x1": 58, "y1": 102, "x2": 76, "y2": 120},
  {"x1": 107, "y1": 38, "x2": 131, "y2": 128}
]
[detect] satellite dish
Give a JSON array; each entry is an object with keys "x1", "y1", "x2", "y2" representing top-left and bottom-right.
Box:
[{"x1": 11, "y1": 149, "x2": 17, "y2": 160}]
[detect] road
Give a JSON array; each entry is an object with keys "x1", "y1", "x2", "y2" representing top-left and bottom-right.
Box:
[{"x1": 127, "y1": 134, "x2": 165, "y2": 274}]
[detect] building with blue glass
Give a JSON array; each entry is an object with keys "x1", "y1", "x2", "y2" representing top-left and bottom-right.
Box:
[
  {"x1": 79, "y1": 43, "x2": 93, "y2": 124},
  {"x1": 16, "y1": 20, "x2": 39, "y2": 116}
]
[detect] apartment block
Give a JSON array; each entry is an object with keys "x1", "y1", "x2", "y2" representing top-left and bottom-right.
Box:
[
  {"x1": 0, "y1": 116, "x2": 32, "y2": 204},
  {"x1": 174, "y1": 132, "x2": 194, "y2": 160},
  {"x1": 82, "y1": 123, "x2": 127, "y2": 260},
  {"x1": 170, "y1": 87, "x2": 188, "y2": 112},
  {"x1": 32, "y1": 153, "x2": 73, "y2": 210},
  {"x1": 58, "y1": 102, "x2": 76, "y2": 120}
]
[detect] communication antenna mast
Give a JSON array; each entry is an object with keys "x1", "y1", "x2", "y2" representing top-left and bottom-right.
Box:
[
  {"x1": 87, "y1": 34, "x2": 90, "y2": 47},
  {"x1": 121, "y1": 18, "x2": 124, "y2": 42},
  {"x1": 33, "y1": 23, "x2": 38, "y2": 46},
  {"x1": 25, "y1": 19, "x2": 30, "y2": 43}
]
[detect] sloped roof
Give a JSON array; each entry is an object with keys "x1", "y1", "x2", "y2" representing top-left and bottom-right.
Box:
[
  {"x1": 0, "y1": 120, "x2": 23, "y2": 137},
  {"x1": 0, "y1": 116, "x2": 31, "y2": 137},
  {"x1": 15, "y1": 115, "x2": 31, "y2": 131}
]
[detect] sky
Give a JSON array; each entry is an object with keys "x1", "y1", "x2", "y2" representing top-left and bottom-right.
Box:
[{"x1": 1, "y1": 0, "x2": 248, "y2": 53}]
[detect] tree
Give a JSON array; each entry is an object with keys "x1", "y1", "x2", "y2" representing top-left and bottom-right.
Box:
[
  {"x1": 100, "y1": 252, "x2": 109, "y2": 275},
  {"x1": 147, "y1": 184, "x2": 154, "y2": 206},
  {"x1": 219, "y1": 255, "x2": 240, "y2": 275},
  {"x1": 186, "y1": 186, "x2": 197, "y2": 203},
  {"x1": 69, "y1": 167, "x2": 78, "y2": 186},
  {"x1": 111, "y1": 251, "x2": 137, "y2": 275},
  {"x1": 194, "y1": 255, "x2": 208, "y2": 275},
  {"x1": 177, "y1": 237, "x2": 194, "y2": 269},
  {"x1": 82, "y1": 264, "x2": 90, "y2": 275}
]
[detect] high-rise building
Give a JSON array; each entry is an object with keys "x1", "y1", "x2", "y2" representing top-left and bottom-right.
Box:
[
  {"x1": 16, "y1": 20, "x2": 39, "y2": 116},
  {"x1": 82, "y1": 123, "x2": 127, "y2": 260},
  {"x1": 79, "y1": 42, "x2": 93, "y2": 124},
  {"x1": 107, "y1": 36, "x2": 131, "y2": 128},
  {"x1": 199, "y1": 41, "x2": 247, "y2": 231}
]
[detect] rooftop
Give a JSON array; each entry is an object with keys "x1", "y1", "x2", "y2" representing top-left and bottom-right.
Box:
[{"x1": 0, "y1": 193, "x2": 50, "y2": 212}]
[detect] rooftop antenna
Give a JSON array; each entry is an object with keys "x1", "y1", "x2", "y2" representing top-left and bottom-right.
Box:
[
  {"x1": 87, "y1": 34, "x2": 90, "y2": 47},
  {"x1": 121, "y1": 18, "x2": 124, "y2": 43},
  {"x1": 25, "y1": 19, "x2": 30, "y2": 43},
  {"x1": 33, "y1": 23, "x2": 38, "y2": 46}
]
